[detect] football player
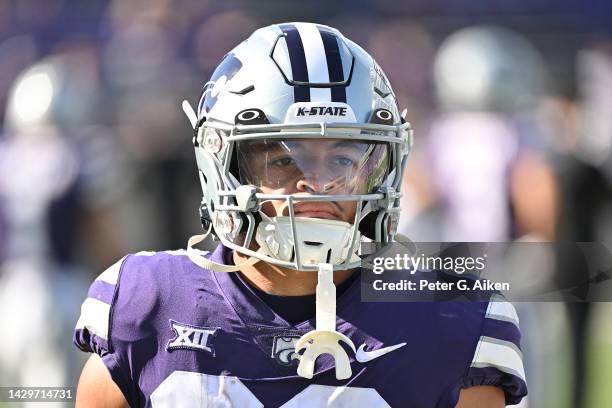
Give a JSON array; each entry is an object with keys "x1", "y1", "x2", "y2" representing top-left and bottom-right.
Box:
[{"x1": 74, "y1": 22, "x2": 527, "y2": 407}]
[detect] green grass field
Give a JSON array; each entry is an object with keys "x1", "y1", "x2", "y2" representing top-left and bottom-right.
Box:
[
  {"x1": 585, "y1": 303, "x2": 612, "y2": 408},
  {"x1": 535, "y1": 302, "x2": 612, "y2": 408}
]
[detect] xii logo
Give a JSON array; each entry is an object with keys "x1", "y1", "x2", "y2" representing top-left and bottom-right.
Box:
[{"x1": 166, "y1": 320, "x2": 219, "y2": 356}]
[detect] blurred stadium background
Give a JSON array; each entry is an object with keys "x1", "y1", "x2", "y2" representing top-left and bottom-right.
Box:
[{"x1": 1, "y1": 1, "x2": 611, "y2": 407}]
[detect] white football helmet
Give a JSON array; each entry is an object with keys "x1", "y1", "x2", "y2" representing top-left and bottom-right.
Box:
[{"x1": 184, "y1": 22, "x2": 412, "y2": 272}]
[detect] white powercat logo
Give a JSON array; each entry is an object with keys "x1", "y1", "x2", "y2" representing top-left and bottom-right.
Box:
[{"x1": 272, "y1": 335, "x2": 301, "y2": 366}]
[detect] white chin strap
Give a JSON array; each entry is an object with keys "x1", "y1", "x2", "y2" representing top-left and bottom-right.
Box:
[
  {"x1": 186, "y1": 219, "x2": 358, "y2": 380},
  {"x1": 187, "y1": 234, "x2": 262, "y2": 272}
]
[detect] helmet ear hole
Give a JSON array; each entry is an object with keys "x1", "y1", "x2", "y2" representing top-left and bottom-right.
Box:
[
  {"x1": 229, "y1": 144, "x2": 241, "y2": 182},
  {"x1": 358, "y1": 211, "x2": 379, "y2": 240},
  {"x1": 199, "y1": 202, "x2": 213, "y2": 232}
]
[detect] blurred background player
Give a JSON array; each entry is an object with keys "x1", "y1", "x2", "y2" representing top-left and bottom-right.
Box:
[
  {"x1": 397, "y1": 26, "x2": 558, "y2": 408},
  {"x1": 0, "y1": 49, "x2": 127, "y2": 403}
]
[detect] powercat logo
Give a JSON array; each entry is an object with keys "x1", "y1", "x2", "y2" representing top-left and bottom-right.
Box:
[
  {"x1": 272, "y1": 335, "x2": 300, "y2": 366},
  {"x1": 285, "y1": 102, "x2": 356, "y2": 124},
  {"x1": 296, "y1": 106, "x2": 348, "y2": 116}
]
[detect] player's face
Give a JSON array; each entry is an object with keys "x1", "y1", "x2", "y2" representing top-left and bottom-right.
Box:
[{"x1": 237, "y1": 138, "x2": 389, "y2": 223}]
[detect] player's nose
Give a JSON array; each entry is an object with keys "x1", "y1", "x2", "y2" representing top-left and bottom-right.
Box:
[{"x1": 296, "y1": 173, "x2": 321, "y2": 193}]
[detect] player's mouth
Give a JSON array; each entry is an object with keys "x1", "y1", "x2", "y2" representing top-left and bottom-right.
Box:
[
  {"x1": 294, "y1": 210, "x2": 339, "y2": 220},
  {"x1": 287, "y1": 203, "x2": 343, "y2": 221}
]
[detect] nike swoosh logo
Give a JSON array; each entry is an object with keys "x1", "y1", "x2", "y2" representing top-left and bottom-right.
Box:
[{"x1": 355, "y1": 342, "x2": 407, "y2": 363}]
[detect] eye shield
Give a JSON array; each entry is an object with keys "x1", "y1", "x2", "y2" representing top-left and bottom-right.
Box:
[{"x1": 236, "y1": 138, "x2": 389, "y2": 196}]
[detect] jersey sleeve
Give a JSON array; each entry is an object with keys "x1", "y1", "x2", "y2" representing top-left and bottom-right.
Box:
[
  {"x1": 463, "y1": 294, "x2": 528, "y2": 405},
  {"x1": 73, "y1": 255, "x2": 139, "y2": 407}
]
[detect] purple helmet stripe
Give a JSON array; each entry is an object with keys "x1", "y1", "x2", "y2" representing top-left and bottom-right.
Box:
[
  {"x1": 279, "y1": 24, "x2": 310, "y2": 102},
  {"x1": 318, "y1": 27, "x2": 346, "y2": 102}
]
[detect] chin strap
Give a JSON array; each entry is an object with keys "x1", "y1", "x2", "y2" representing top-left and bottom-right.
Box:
[
  {"x1": 186, "y1": 233, "x2": 262, "y2": 272},
  {"x1": 295, "y1": 263, "x2": 356, "y2": 380}
]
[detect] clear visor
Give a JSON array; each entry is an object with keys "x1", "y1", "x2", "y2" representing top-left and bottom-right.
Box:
[{"x1": 236, "y1": 138, "x2": 389, "y2": 195}]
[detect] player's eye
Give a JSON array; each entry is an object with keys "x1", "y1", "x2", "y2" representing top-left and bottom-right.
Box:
[
  {"x1": 329, "y1": 156, "x2": 355, "y2": 167},
  {"x1": 270, "y1": 156, "x2": 295, "y2": 167}
]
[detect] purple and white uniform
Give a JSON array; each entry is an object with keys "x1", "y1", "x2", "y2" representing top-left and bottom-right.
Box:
[{"x1": 74, "y1": 245, "x2": 527, "y2": 407}]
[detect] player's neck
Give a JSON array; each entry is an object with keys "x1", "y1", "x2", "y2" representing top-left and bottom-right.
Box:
[{"x1": 232, "y1": 250, "x2": 354, "y2": 296}]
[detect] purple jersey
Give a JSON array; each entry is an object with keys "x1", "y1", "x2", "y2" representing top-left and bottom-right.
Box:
[{"x1": 74, "y1": 245, "x2": 527, "y2": 407}]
